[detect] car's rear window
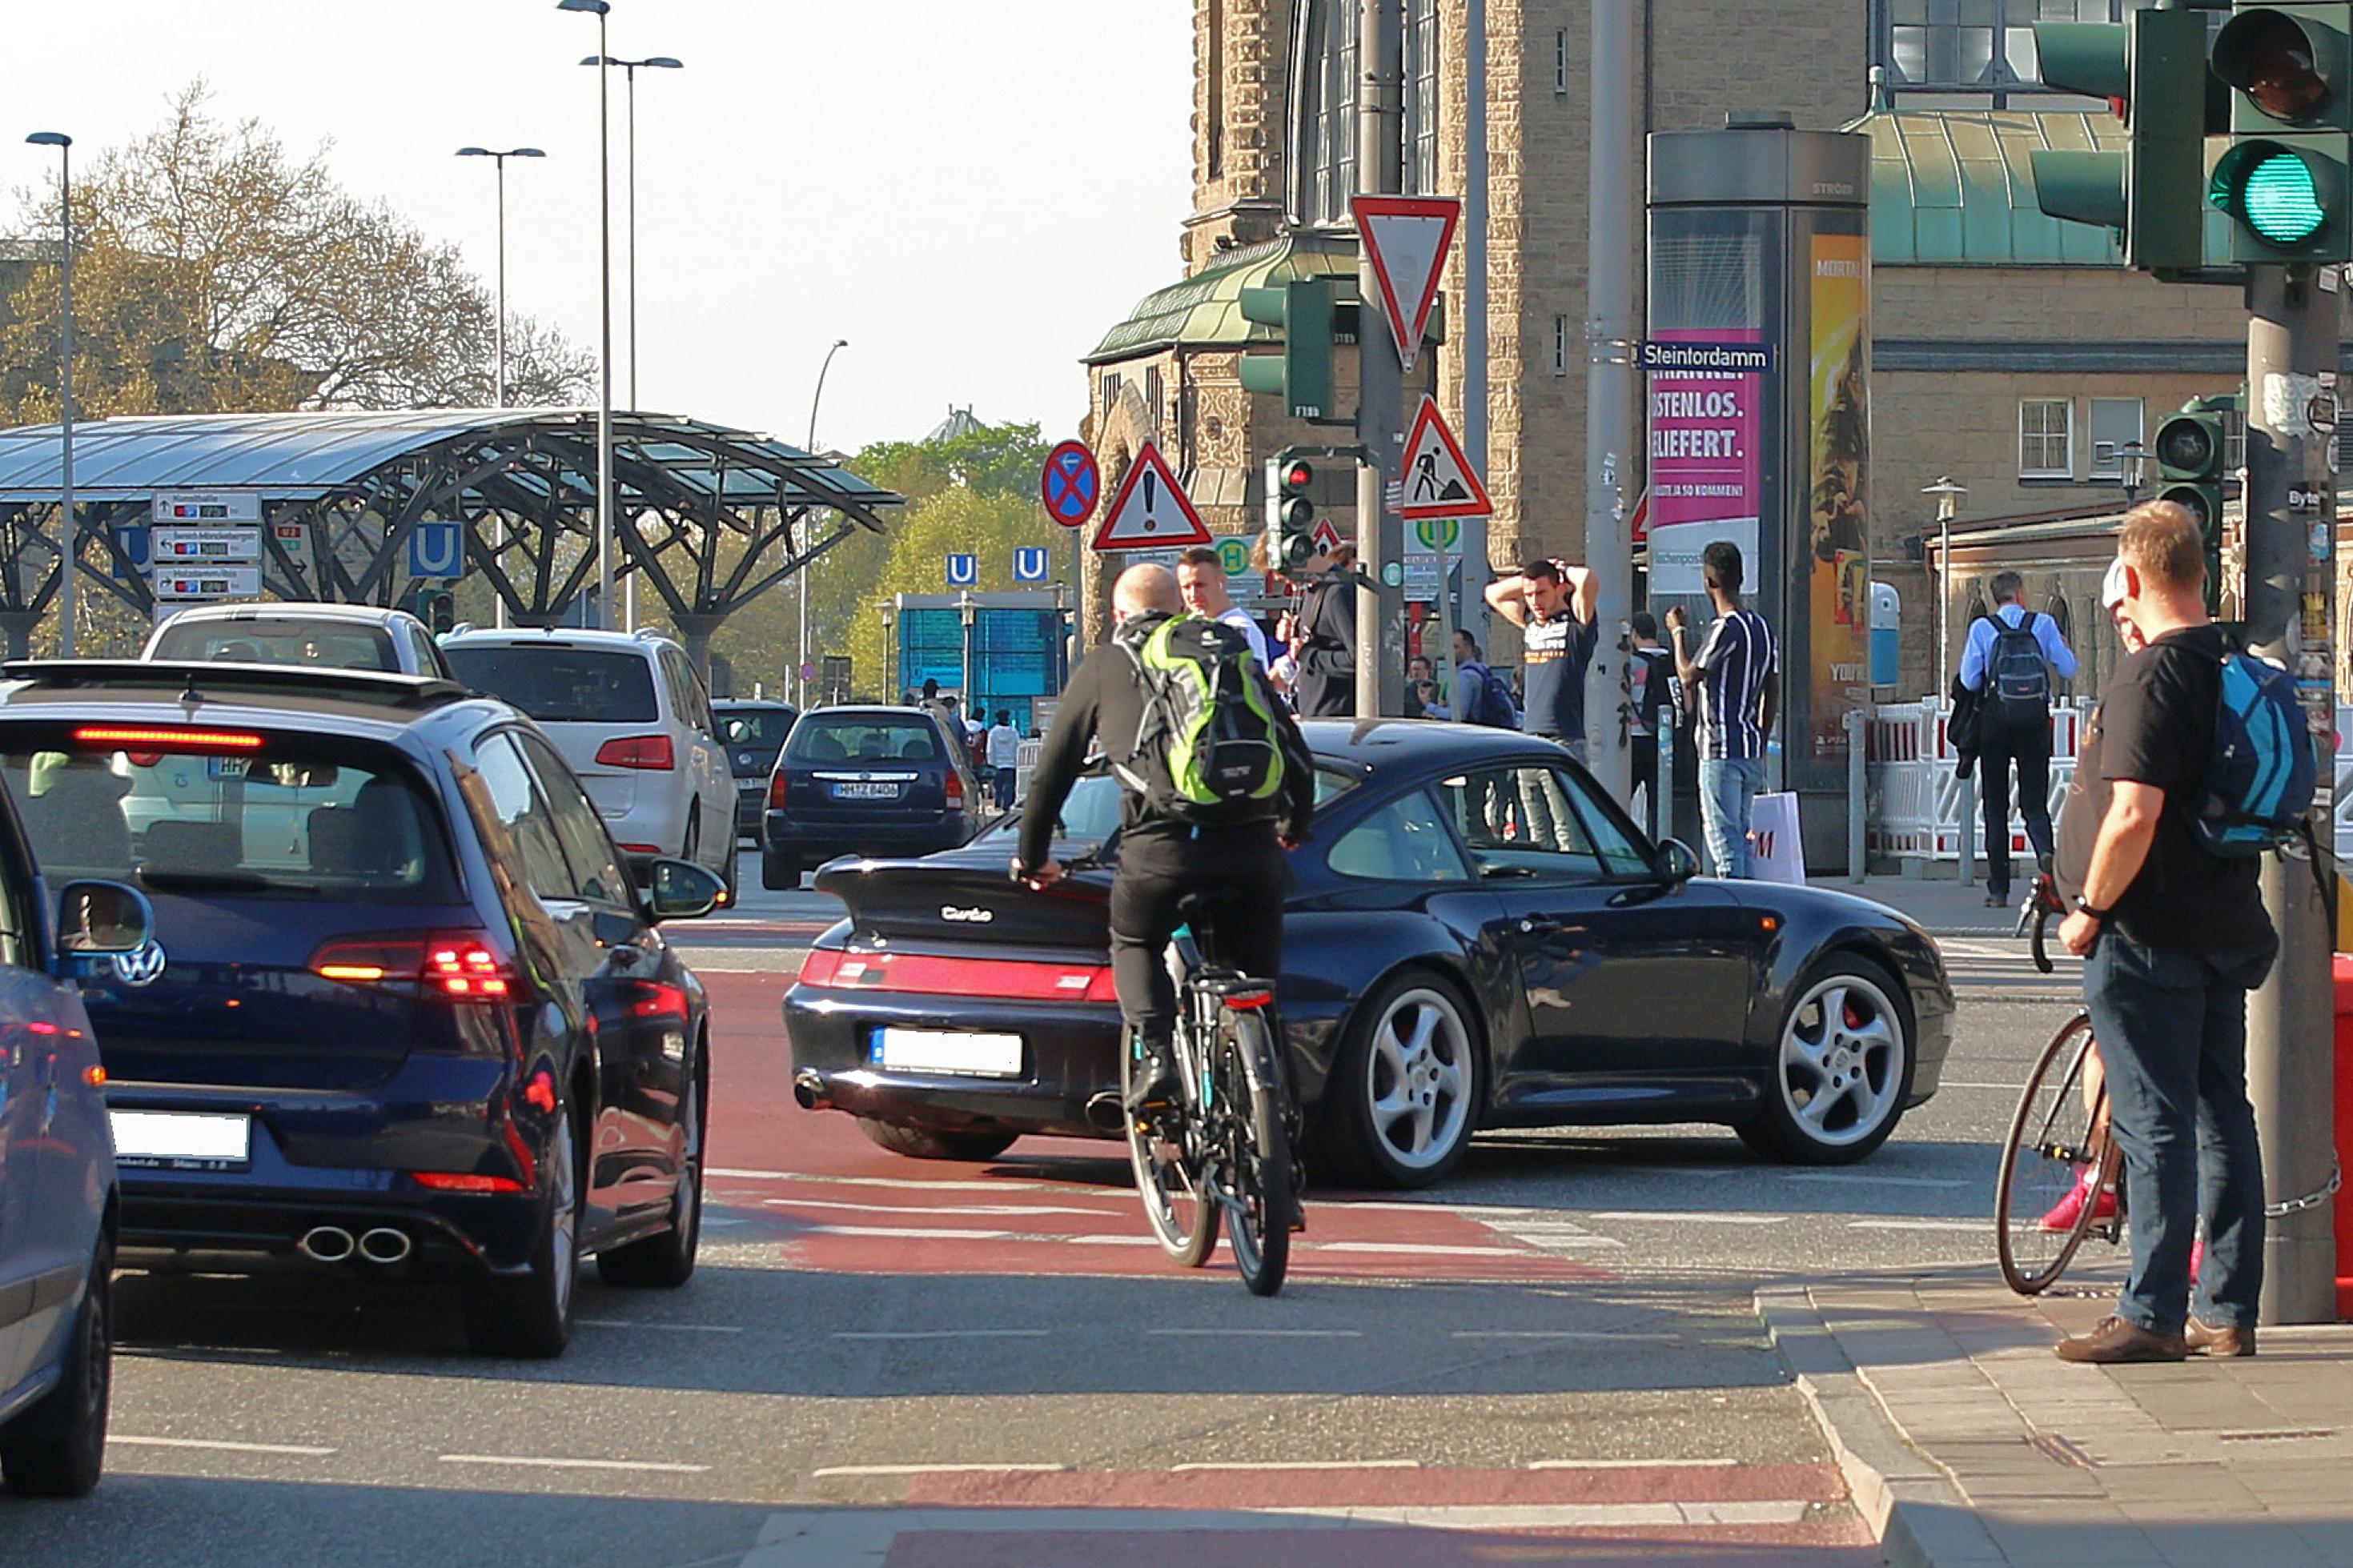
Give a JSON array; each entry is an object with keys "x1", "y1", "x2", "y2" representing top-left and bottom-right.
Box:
[
  {"x1": 787, "y1": 717, "x2": 940, "y2": 764},
  {"x1": 444, "y1": 645, "x2": 658, "y2": 724},
  {"x1": 2, "y1": 728, "x2": 457, "y2": 902},
  {"x1": 149, "y1": 619, "x2": 399, "y2": 673},
  {"x1": 718, "y1": 708, "x2": 797, "y2": 752}
]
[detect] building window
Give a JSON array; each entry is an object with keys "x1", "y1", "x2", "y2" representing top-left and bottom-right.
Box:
[
  {"x1": 1403, "y1": 0, "x2": 1440, "y2": 196},
  {"x1": 1101, "y1": 371, "x2": 1125, "y2": 416},
  {"x1": 1556, "y1": 29, "x2": 1571, "y2": 94},
  {"x1": 1144, "y1": 366, "x2": 1166, "y2": 427},
  {"x1": 2088, "y1": 396, "x2": 2144, "y2": 480},
  {"x1": 1292, "y1": 0, "x2": 1441, "y2": 223},
  {"x1": 1207, "y1": 0, "x2": 1224, "y2": 178},
  {"x1": 1554, "y1": 315, "x2": 1570, "y2": 377},
  {"x1": 2221, "y1": 405, "x2": 2247, "y2": 475},
  {"x1": 1877, "y1": 0, "x2": 2158, "y2": 101},
  {"x1": 2019, "y1": 398, "x2": 2073, "y2": 479}
]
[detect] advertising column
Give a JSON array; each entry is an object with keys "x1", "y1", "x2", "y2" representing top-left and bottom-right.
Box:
[
  {"x1": 1803, "y1": 231, "x2": 1872, "y2": 774},
  {"x1": 1646, "y1": 332, "x2": 1767, "y2": 596}
]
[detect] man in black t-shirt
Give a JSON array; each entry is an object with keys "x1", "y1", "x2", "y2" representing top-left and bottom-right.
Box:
[{"x1": 2050, "y1": 503, "x2": 2275, "y2": 1365}]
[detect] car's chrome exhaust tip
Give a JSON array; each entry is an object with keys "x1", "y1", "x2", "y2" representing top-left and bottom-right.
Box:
[
  {"x1": 298, "y1": 1225, "x2": 356, "y2": 1264},
  {"x1": 793, "y1": 1069, "x2": 830, "y2": 1112},
  {"x1": 1084, "y1": 1092, "x2": 1127, "y2": 1133},
  {"x1": 357, "y1": 1227, "x2": 412, "y2": 1265}
]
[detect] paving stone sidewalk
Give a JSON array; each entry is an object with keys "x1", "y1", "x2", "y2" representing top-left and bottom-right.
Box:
[
  {"x1": 1808, "y1": 874, "x2": 2022, "y2": 937},
  {"x1": 1760, "y1": 1265, "x2": 2353, "y2": 1568}
]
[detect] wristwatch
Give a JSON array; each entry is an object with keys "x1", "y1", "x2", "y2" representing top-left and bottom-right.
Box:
[{"x1": 2072, "y1": 896, "x2": 2112, "y2": 920}]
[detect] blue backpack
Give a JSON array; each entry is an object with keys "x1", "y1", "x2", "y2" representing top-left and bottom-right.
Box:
[
  {"x1": 2194, "y1": 651, "x2": 2318, "y2": 858},
  {"x1": 1457, "y1": 660, "x2": 1520, "y2": 729}
]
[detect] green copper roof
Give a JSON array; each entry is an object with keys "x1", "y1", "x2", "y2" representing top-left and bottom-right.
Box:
[
  {"x1": 1085, "y1": 235, "x2": 1363, "y2": 366},
  {"x1": 1854, "y1": 109, "x2": 2233, "y2": 267}
]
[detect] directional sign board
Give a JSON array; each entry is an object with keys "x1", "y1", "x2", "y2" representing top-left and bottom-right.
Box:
[
  {"x1": 153, "y1": 526, "x2": 261, "y2": 563},
  {"x1": 1092, "y1": 442, "x2": 1210, "y2": 551},
  {"x1": 1398, "y1": 398, "x2": 1493, "y2": 520},
  {"x1": 1040, "y1": 440, "x2": 1100, "y2": 530},
  {"x1": 151, "y1": 491, "x2": 262, "y2": 524},
  {"x1": 1012, "y1": 546, "x2": 1050, "y2": 583},
  {"x1": 155, "y1": 567, "x2": 262, "y2": 600},
  {"x1": 406, "y1": 520, "x2": 464, "y2": 579},
  {"x1": 1353, "y1": 195, "x2": 1460, "y2": 375},
  {"x1": 946, "y1": 552, "x2": 979, "y2": 587}
]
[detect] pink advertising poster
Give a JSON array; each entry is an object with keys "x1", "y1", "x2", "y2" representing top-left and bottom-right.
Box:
[{"x1": 1645, "y1": 328, "x2": 1764, "y2": 594}]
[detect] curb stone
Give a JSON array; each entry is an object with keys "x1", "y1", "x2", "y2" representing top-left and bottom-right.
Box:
[{"x1": 1757, "y1": 1285, "x2": 2010, "y2": 1567}]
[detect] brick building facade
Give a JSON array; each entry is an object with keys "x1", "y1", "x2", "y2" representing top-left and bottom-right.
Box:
[{"x1": 1082, "y1": 2, "x2": 2265, "y2": 695}]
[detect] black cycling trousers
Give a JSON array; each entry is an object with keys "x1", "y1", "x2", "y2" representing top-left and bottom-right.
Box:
[{"x1": 1109, "y1": 826, "x2": 1288, "y2": 1046}]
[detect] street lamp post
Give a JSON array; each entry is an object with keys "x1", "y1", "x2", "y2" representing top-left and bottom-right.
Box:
[
  {"x1": 880, "y1": 600, "x2": 897, "y2": 702},
  {"x1": 799, "y1": 339, "x2": 849, "y2": 708},
  {"x1": 577, "y1": 53, "x2": 681, "y2": 411},
  {"x1": 956, "y1": 592, "x2": 978, "y2": 717},
  {"x1": 455, "y1": 146, "x2": 546, "y2": 407},
  {"x1": 1922, "y1": 477, "x2": 1968, "y2": 700},
  {"x1": 556, "y1": 0, "x2": 615, "y2": 630},
  {"x1": 2117, "y1": 439, "x2": 2150, "y2": 507},
  {"x1": 26, "y1": 132, "x2": 74, "y2": 658}
]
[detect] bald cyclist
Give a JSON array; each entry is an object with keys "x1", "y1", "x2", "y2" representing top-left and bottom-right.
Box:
[{"x1": 1016, "y1": 563, "x2": 1315, "y2": 1111}]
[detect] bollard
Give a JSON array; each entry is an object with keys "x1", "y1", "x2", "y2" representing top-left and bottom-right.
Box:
[
  {"x1": 1957, "y1": 772, "x2": 1978, "y2": 888},
  {"x1": 1656, "y1": 721, "x2": 1675, "y2": 844},
  {"x1": 1845, "y1": 705, "x2": 1868, "y2": 885}
]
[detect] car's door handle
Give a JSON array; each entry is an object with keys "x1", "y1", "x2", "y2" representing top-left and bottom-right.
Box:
[{"x1": 1518, "y1": 916, "x2": 1568, "y2": 936}]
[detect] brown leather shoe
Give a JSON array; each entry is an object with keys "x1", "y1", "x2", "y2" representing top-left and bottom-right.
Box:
[
  {"x1": 2055, "y1": 1315, "x2": 2188, "y2": 1363},
  {"x1": 2186, "y1": 1317, "x2": 2256, "y2": 1357}
]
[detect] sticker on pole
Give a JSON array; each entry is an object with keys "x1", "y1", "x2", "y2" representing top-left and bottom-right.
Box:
[
  {"x1": 1040, "y1": 439, "x2": 1099, "y2": 529},
  {"x1": 1397, "y1": 398, "x2": 1492, "y2": 520},
  {"x1": 1092, "y1": 442, "x2": 1210, "y2": 551},
  {"x1": 1353, "y1": 194, "x2": 1461, "y2": 375}
]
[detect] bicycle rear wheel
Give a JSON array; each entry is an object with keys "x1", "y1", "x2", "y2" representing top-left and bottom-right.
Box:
[
  {"x1": 1219, "y1": 1009, "x2": 1294, "y2": 1298},
  {"x1": 1994, "y1": 1012, "x2": 2109, "y2": 1294},
  {"x1": 1126, "y1": 1037, "x2": 1218, "y2": 1268}
]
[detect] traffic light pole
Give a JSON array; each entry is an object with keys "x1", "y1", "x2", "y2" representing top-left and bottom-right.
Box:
[
  {"x1": 1580, "y1": 0, "x2": 1638, "y2": 801},
  {"x1": 2242, "y1": 260, "x2": 2339, "y2": 1325},
  {"x1": 1355, "y1": 0, "x2": 1405, "y2": 720}
]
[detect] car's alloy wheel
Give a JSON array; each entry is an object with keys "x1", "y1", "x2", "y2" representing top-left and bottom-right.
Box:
[
  {"x1": 1741, "y1": 961, "x2": 1912, "y2": 1165},
  {"x1": 1325, "y1": 973, "x2": 1480, "y2": 1189},
  {"x1": 0, "y1": 1237, "x2": 112, "y2": 1498}
]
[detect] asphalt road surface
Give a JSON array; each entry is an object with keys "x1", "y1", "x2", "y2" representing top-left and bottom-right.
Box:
[{"x1": 2, "y1": 852, "x2": 2092, "y2": 1566}]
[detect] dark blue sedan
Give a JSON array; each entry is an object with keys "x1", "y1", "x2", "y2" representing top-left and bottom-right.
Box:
[{"x1": 0, "y1": 660, "x2": 728, "y2": 1358}]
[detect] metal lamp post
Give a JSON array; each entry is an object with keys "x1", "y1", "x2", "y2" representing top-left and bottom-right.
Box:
[
  {"x1": 798, "y1": 339, "x2": 849, "y2": 707},
  {"x1": 956, "y1": 592, "x2": 978, "y2": 715},
  {"x1": 1922, "y1": 477, "x2": 1968, "y2": 700},
  {"x1": 556, "y1": 0, "x2": 615, "y2": 630},
  {"x1": 26, "y1": 132, "x2": 74, "y2": 658},
  {"x1": 454, "y1": 146, "x2": 545, "y2": 407},
  {"x1": 879, "y1": 600, "x2": 897, "y2": 702},
  {"x1": 577, "y1": 53, "x2": 681, "y2": 410}
]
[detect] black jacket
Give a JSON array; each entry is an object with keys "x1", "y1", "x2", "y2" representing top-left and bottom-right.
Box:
[
  {"x1": 1019, "y1": 612, "x2": 1316, "y2": 870},
  {"x1": 1293, "y1": 572, "x2": 1358, "y2": 716}
]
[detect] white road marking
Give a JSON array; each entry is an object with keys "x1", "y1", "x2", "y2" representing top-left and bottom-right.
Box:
[
  {"x1": 1262, "y1": 1501, "x2": 1811, "y2": 1528},
  {"x1": 439, "y1": 1454, "x2": 709, "y2": 1474},
  {"x1": 764, "y1": 1197, "x2": 1125, "y2": 1218},
  {"x1": 1169, "y1": 1459, "x2": 1423, "y2": 1471},
  {"x1": 1586, "y1": 1211, "x2": 1789, "y2": 1225},
  {"x1": 812, "y1": 1462, "x2": 1072, "y2": 1478},
  {"x1": 576, "y1": 1318, "x2": 744, "y2": 1333},
  {"x1": 110, "y1": 1436, "x2": 337, "y2": 1457},
  {"x1": 1784, "y1": 1172, "x2": 1968, "y2": 1188},
  {"x1": 800, "y1": 1225, "x2": 1014, "y2": 1241},
  {"x1": 1147, "y1": 1328, "x2": 1364, "y2": 1338},
  {"x1": 1937, "y1": 1080, "x2": 2028, "y2": 1090},
  {"x1": 832, "y1": 1329, "x2": 1052, "y2": 1341},
  {"x1": 712, "y1": 1169, "x2": 1081, "y2": 1193},
  {"x1": 1307, "y1": 1241, "x2": 1533, "y2": 1257},
  {"x1": 1847, "y1": 1219, "x2": 1991, "y2": 1233},
  {"x1": 1450, "y1": 1330, "x2": 1681, "y2": 1342},
  {"x1": 1527, "y1": 1458, "x2": 1742, "y2": 1469}
]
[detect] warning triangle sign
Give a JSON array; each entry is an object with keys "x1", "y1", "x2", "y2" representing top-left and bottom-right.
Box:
[
  {"x1": 1354, "y1": 195, "x2": 1460, "y2": 375},
  {"x1": 1311, "y1": 517, "x2": 1344, "y2": 554},
  {"x1": 1398, "y1": 398, "x2": 1493, "y2": 521},
  {"x1": 1092, "y1": 442, "x2": 1211, "y2": 551}
]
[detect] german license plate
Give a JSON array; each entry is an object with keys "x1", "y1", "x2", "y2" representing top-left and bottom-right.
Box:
[
  {"x1": 109, "y1": 1110, "x2": 253, "y2": 1172},
  {"x1": 869, "y1": 1028, "x2": 1022, "y2": 1078},
  {"x1": 832, "y1": 781, "x2": 898, "y2": 800},
  {"x1": 207, "y1": 756, "x2": 250, "y2": 780}
]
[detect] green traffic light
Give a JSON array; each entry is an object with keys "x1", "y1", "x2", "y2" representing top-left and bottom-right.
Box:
[{"x1": 2242, "y1": 149, "x2": 2327, "y2": 241}]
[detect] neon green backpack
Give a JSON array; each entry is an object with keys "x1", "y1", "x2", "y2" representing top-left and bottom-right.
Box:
[{"x1": 1112, "y1": 615, "x2": 1286, "y2": 824}]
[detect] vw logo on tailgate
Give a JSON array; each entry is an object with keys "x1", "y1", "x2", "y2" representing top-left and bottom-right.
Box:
[{"x1": 111, "y1": 940, "x2": 168, "y2": 988}]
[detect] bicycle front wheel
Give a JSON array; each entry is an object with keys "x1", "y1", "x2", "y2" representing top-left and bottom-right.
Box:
[
  {"x1": 1994, "y1": 1012, "x2": 2108, "y2": 1294},
  {"x1": 1219, "y1": 1009, "x2": 1294, "y2": 1298},
  {"x1": 1126, "y1": 1040, "x2": 1218, "y2": 1268}
]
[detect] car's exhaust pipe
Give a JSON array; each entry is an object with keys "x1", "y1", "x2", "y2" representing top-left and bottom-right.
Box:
[
  {"x1": 298, "y1": 1225, "x2": 355, "y2": 1264},
  {"x1": 793, "y1": 1069, "x2": 830, "y2": 1112},
  {"x1": 1085, "y1": 1092, "x2": 1127, "y2": 1133},
  {"x1": 357, "y1": 1227, "x2": 412, "y2": 1265}
]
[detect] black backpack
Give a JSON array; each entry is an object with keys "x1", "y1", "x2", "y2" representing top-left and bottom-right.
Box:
[{"x1": 1988, "y1": 611, "x2": 2052, "y2": 729}]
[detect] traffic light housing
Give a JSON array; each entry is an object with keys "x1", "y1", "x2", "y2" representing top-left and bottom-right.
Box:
[
  {"x1": 406, "y1": 585, "x2": 456, "y2": 636},
  {"x1": 2209, "y1": 4, "x2": 2353, "y2": 261},
  {"x1": 1239, "y1": 278, "x2": 1336, "y2": 422},
  {"x1": 1265, "y1": 451, "x2": 1319, "y2": 573},
  {"x1": 2030, "y1": 6, "x2": 2210, "y2": 272},
  {"x1": 2152, "y1": 396, "x2": 2235, "y2": 612}
]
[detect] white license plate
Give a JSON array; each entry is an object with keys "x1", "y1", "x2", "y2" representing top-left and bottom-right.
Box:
[
  {"x1": 832, "y1": 781, "x2": 900, "y2": 800},
  {"x1": 110, "y1": 1110, "x2": 252, "y2": 1171},
  {"x1": 869, "y1": 1028, "x2": 1023, "y2": 1078}
]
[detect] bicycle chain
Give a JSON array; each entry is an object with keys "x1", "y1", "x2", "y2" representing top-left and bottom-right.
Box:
[{"x1": 2263, "y1": 1157, "x2": 2343, "y2": 1220}]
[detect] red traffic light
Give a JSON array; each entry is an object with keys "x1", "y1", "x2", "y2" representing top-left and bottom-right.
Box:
[
  {"x1": 2215, "y1": 9, "x2": 2339, "y2": 123},
  {"x1": 1282, "y1": 460, "x2": 1315, "y2": 491}
]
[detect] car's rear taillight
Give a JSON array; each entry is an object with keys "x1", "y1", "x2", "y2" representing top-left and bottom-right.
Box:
[
  {"x1": 596, "y1": 734, "x2": 675, "y2": 770},
  {"x1": 410, "y1": 1170, "x2": 527, "y2": 1193},
  {"x1": 945, "y1": 768, "x2": 965, "y2": 808},
  {"x1": 795, "y1": 946, "x2": 1115, "y2": 1001},
  {"x1": 310, "y1": 930, "x2": 518, "y2": 1001},
  {"x1": 768, "y1": 771, "x2": 789, "y2": 810}
]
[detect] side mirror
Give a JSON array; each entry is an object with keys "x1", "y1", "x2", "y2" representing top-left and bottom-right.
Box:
[
  {"x1": 643, "y1": 856, "x2": 727, "y2": 922},
  {"x1": 1654, "y1": 838, "x2": 1701, "y2": 884},
  {"x1": 55, "y1": 879, "x2": 157, "y2": 976}
]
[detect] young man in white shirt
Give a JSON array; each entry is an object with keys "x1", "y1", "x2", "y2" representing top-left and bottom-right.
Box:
[
  {"x1": 1176, "y1": 546, "x2": 1271, "y2": 666},
  {"x1": 985, "y1": 708, "x2": 1022, "y2": 811}
]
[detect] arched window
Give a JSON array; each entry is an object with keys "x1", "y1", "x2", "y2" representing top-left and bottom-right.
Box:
[{"x1": 1293, "y1": 0, "x2": 1440, "y2": 227}]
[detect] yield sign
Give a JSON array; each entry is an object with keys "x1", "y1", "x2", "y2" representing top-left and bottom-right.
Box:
[
  {"x1": 1398, "y1": 397, "x2": 1493, "y2": 521},
  {"x1": 1092, "y1": 442, "x2": 1210, "y2": 551},
  {"x1": 1353, "y1": 194, "x2": 1460, "y2": 375}
]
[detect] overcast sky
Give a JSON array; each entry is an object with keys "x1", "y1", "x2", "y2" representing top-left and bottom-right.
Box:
[{"x1": 10, "y1": 2, "x2": 1195, "y2": 455}]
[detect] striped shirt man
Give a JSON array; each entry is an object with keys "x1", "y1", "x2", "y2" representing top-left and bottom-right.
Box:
[{"x1": 1695, "y1": 609, "x2": 1778, "y2": 761}]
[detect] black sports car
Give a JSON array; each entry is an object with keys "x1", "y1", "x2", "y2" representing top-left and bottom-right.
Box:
[{"x1": 784, "y1": 720, "x2": 1953, "y2": 1189}]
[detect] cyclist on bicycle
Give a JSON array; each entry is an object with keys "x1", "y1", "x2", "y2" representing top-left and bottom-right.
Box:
[{"x1": 1014, "y1": 563, "x2": 1315, "y2": 1111}]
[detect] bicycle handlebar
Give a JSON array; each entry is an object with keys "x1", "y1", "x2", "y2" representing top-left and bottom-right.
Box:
[{"x1": 2022, "y1": 874, "x2": 2062, "y2": 974}]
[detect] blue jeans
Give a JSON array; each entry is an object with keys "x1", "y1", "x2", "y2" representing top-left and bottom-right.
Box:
[
  {"x1": 2082, "y1": 929, "x2": 2276, "y2": 1335},
  {"x1": 1697, "y1": 755, "x2": 1764, "y2": 878}
]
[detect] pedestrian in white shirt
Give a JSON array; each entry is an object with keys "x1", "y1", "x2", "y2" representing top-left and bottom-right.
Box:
[
  {"x1": 1177, "y1": 546, "x2": 1271, "y2": 666},
  {"x1": 985, "y1": 709, "x2": 1022, "y2": 810}
]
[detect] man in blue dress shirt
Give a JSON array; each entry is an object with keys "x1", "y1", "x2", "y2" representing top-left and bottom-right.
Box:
[{"x1": 1960, "y1": 570, "x2": 2078, "y2": 907}]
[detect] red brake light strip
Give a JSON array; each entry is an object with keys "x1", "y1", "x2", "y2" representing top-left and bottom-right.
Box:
[
  {"x1": 73, "y1": 726, "x2": 264, "y2": 752},
  {"x1": 797, "y1": 947, "x2": 1116, "y2": 1002}
]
